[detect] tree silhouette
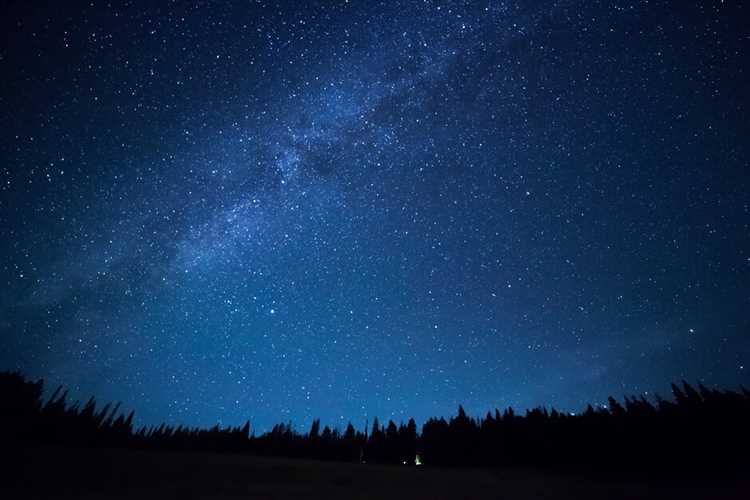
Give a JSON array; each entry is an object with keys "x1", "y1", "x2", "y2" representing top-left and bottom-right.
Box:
[{"x1": 2, "y1": 370, "x2": 749, "y2": 476}]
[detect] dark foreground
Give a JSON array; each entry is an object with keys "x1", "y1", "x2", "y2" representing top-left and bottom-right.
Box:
[{"x1": 3, "y1": 446, "x2": 748, "y2": 500}]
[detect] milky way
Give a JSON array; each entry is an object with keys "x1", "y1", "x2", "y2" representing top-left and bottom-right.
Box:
[{"x1": 1, "y1": 1, "x2": 748, "y2": 430}]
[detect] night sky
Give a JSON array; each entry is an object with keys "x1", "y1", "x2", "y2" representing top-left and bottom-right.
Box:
[{"x1": 1, "y1": 0, "x2": 748, "y2": 432}]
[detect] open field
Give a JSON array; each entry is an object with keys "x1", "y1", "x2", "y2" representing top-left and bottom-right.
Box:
[{"x1": 3, "y1": 446, "x2": 748, "y2": 499}]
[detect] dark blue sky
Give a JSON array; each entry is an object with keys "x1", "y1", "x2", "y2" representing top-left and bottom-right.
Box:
[{"x1": 1, "y1": 0, "x2": 748, "y2": 432}]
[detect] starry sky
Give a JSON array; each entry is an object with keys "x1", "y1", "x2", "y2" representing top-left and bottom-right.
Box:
[{"x1": 1, "y1": 0, "x2": 748, "y2": 431}]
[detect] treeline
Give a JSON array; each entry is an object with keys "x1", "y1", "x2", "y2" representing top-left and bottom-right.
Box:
[{"x1": 2, "y1": 371, "x2": 749, "y2": 475}]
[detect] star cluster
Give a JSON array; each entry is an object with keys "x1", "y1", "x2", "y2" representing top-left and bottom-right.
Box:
[{"x1": 1, "y1": 0, "x2": 748, "y2": 430}]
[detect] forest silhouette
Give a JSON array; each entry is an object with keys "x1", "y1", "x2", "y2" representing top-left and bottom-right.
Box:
[{"x1": 3, "y1": 371, "x2": 748, "y2": 477}]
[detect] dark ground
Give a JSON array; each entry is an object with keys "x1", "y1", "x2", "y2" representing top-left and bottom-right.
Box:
[{"x1": 3, "y1": 446, "x2": 748, "y2": 499}]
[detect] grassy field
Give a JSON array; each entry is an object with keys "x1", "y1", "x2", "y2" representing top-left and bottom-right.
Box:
[{"x1": 3, "y1": 446, "x2": 748, "y2": 499}]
